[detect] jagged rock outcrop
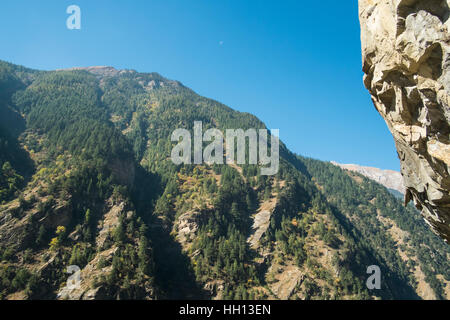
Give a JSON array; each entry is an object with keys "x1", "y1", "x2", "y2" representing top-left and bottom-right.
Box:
[
  {"x1": 359, "y1": 0, "x2": 450, "y2": 242},
  {"x1": 63, "y1": 66, "x2": 122, "y2": 78}
]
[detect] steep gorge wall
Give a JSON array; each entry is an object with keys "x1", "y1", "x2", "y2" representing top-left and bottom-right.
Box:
[{"x1": 359, "y1": 0, "x2": 450, "y2": 242}]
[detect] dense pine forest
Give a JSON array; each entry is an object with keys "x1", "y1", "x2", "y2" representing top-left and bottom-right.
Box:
[{"x1": 0, "y1": 60, "x2": 448, "y2": 300}]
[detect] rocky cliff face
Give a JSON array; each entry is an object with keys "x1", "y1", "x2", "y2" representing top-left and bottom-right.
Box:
[{"x1": 359, "y1": 0, "x2": 450, "y2": 242}]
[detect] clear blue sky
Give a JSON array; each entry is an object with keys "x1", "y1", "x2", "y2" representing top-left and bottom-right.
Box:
[{"x1": 0, "y1": 0, "x2": 400, "y2": 171}]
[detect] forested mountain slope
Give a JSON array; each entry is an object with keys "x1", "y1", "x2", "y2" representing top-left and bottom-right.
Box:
[{"x1": 0, "y1": 60, "x2": 448, "y2": 300}]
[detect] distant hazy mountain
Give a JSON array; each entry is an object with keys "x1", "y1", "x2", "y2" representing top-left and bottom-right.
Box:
[{"x1": 331, "y1": 162, "x2": 405, "y2": 195}]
